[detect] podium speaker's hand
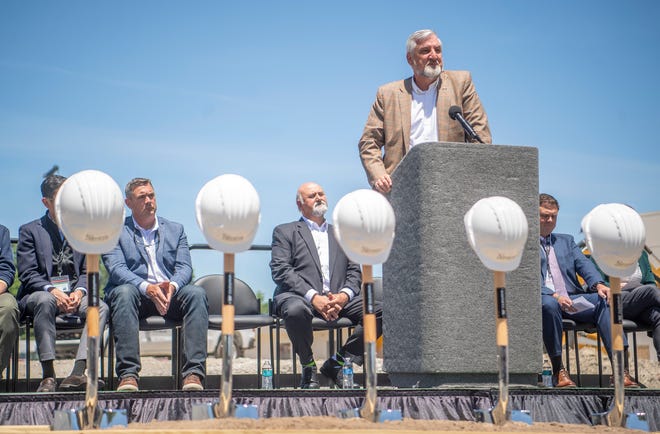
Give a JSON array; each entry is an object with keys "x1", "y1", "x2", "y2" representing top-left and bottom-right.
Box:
[{"x1": 374, "y1": 174, "x2": 392, "y2": 194}]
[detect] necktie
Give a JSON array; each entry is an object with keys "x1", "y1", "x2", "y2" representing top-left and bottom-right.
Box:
[{"x1": 544, "y1": 238, "x2": 569, "y2": 298}]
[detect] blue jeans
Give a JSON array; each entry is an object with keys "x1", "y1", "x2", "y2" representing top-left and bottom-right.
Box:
[
  {"x1": 105, "y1": 284, "x2": 208, "y2": 380},
  {"x1": 542, "y1": 292, "x2": 627, "y2": 361}
]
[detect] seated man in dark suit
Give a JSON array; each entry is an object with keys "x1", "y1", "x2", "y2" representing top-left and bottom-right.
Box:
[
  {"x1": 539, "y1": 193, "x2": 638, "y2": 387},
  {"x1": 103, "y1": 178, "x2": 208, "y2": 392},
  {"x1": 0, "y1": 224, "x2": 19, "y2": 377},
  {"x1": 270, "y1": 181, "x2": 382, "y2": 388},
  {"x1": 17, "y1": 175, "x2": 109, "y2": 392}
]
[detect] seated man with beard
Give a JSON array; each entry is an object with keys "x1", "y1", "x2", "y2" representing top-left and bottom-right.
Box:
[{"x1": 269, "y1": 182, "x2": 382, "y2": 388}]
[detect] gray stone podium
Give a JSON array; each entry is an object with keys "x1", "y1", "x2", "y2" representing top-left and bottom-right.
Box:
[{"x1": 383, "y1": 142, "x2": 542, "y2": 387}]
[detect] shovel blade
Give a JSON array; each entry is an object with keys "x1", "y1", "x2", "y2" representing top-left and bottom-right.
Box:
[{"x1": 192, "y1": 401, "x2": 258, "y2": 420}]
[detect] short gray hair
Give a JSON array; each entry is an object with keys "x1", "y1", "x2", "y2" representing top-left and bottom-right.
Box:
[
  {"x1": 406, "y1": 29, "x2": 441, "y2": 56},
  {"x1": 125, "y1": 177, "x2": 152, "y2": 198}
]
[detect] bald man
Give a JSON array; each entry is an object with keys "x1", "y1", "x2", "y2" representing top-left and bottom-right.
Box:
[{"x1": 270, "y1": 182, "x2": 382, "y2": 388}]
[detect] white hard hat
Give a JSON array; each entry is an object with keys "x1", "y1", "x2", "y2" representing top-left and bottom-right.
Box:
[
  {"x1": 195, "y1": 174, "x2": 260, "y2": 253},
  {"x1": 332, "y1": 189, "x2": 396, "y2": 265},
  {"x1": 464, "y1": 196, "x2": 529, "y2": 272},
  {"x1": 581, "y1": 203, "x2": 646, "y2": 278},
  {"x1": 54, "y1": 170, "x2": 125, "y2": 254}
]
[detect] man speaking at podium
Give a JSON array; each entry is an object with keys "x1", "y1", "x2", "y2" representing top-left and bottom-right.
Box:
[{"x1": 358, "y1": 29, "x2": 491, "y2": 194}]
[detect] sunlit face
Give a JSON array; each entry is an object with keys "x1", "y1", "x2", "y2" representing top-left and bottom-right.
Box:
[
  {"x1": 539, "y1": 204, "x2": 559, "y2": 237},
  {"x1": 126, "y1": 183, "x2": 157, "y2": 221},
  {"x1": 297, "y1": 183, "x2": 328, "y2": 220},
  {"x1": 407, "y1": 34, "x2": 443, "y2": 80}
]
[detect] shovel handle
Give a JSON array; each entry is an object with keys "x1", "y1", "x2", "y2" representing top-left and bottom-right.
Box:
[
  {"x1": 86, "y1": 254, "x2": 100, "y2": 337},
  {"x1": 494, "y1": 271, "x2": 508, "y2": 347},
  {"x1": 361, "y1": 265, "x2": 377, "y2": 342},
  {"x1": 610, "y1": 277, "x2": 624, "y2": 351},
  {"x1": 222, "y1": 253, "x2": 235, "y2": 335}
]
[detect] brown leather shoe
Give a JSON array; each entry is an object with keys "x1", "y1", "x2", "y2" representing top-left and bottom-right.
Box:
[
  {"x1": 624, "y1": 371, "x2": 640, "y2": 388},
  {"x1": 182, "y1": 373, "x2": 203, "y2": 391},
  {"x1": 59, "y1": 374, "x2": 87, "y2": 391},
  {"x1": 59, "y1": 374, "x2": 106, "y2": 391},
  {"x1": 554, "y1": 368, "x2": 576, "y2": 387},
  {"x1": 610, "y1": 371, "x2": 640, "y2": 388},
  {"x1": 117, "y1": 376, "x2": 139, "y2": 392},
  {"x1": 37, "y1": 377, "x2": 57, "y2": 392}
]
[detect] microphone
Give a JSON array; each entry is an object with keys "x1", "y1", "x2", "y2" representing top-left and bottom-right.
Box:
[{"x1": 449, "y1": 106, "x2": 484, "y2": 143}]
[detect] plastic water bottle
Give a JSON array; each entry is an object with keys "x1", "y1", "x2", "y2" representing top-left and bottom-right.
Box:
[
  {"x1": 542, "y1": 358, "x2": 553, "y2": 387},
  {"x1": 261, "y1": 360, "x2": 273, "y2": 390},
  {"x1": 341, "y1": 356, "x2": 354, "y2": 389}
]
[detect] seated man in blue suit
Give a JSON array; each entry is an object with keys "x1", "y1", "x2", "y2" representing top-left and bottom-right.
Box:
[
  {"x1": 103, "y1": 178, "x2": 208, "y2": 392},
  {"x1": 0, "y1": 224, "x2": 19, "y2": 378},
  {"x1": 539, "y1": 193, "x2": 637, "y2": 387},
  {"x1": 270, "y1": 182, "x2": 382, "y2": 388},
  {"x1": 17, "y1": 175, "x2": 109, "y2": 392}
]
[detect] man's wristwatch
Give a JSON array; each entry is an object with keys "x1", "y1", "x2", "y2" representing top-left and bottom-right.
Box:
[{"x1": 590, "y1": 281, "x2": 604, "y2": 291}]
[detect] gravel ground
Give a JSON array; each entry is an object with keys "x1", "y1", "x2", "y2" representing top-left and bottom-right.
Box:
[{"x1": 18, "y1": 348, "x2": 658, "y2": 389}]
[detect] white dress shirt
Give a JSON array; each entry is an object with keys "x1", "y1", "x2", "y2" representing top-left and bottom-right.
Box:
[
  {"x1": 410, "y1": 78, "x2": 439, "y2": 148},
  {"x1": 301, "y1": 216, "x2": 354, "y2": 303},
  {"x1": 134, "y1": 217, "x2": 179, "y2": 296}
]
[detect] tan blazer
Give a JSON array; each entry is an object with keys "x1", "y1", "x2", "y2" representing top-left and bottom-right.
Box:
[{"x1": 358, "y1": 70, "x2": 491, "y2": 187}]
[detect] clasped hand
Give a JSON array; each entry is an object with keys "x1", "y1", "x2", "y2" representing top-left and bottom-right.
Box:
[
  {"x1": 312, "y1": 292, "x2": 348, "y2": 321},
  {"x1": 51, "y1": 288, "x2": 83, "y2": 314},
  {"x1": 146, "y1": 281, "x2": 175, "y2": 315}
]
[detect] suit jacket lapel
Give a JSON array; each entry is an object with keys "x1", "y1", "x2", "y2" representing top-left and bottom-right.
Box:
[
  {"x1": 297, "y1": 220, "x2": 322, "y2": 274},
  {"x1": 399, "y1": 78, "x2": 413, "y2": 155},
  {"x1": 38, "y1": 216, "x2": 54, "y2": 275},
  {"x1": 155, "y1": 218, "x2": 165, "y2": 260},
  {"x1": 436, "y1": 71, "x2": 451, "y2": 140},
  {"x1": 127, "y1": 218, "x2": 150, "y2": 265},
  {"x1": 328, "y1": 224, "x2": 339, "y2": 288}
]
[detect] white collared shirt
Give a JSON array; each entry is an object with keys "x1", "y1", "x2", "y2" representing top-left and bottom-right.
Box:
[
  {"x1": 301, "y1": 216, "x2": 354, "y2": 303},
  {"x1": 410, "y1": 78, "x2": 439, "y2": 148},
  {"x1": 621, "y1": 264, "x2": 643, "y2": 290},
  {"x1": 133, "y1": 217, "x2": 179, "y2": 295}
]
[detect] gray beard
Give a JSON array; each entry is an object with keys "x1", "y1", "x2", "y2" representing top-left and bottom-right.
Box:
[
  {"x1": 312, "y1": 202, "x2": 328, "y2": 217},
  {"x1": 422, "y1": 64, "x2": 442, "y2": 79}
]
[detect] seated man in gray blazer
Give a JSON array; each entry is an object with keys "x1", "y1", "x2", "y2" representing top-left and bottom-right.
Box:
[
  {"x1": 270, "y1": 182, "x2": 382, "y2": 388},
  {"x1": 103, "y1": 178, "x2": 208, "y2": 392},
  {"x1": 0, "y1": 224, "x2": 19, "y2": 378},
  {"x1": 17, "y1": 175, "x2": 109, "y2": 392}
]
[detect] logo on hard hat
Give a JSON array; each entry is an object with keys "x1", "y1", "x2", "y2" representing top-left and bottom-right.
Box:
[
  {"x1": 222, "y1": 233, "x2": 245, "y2": 242},
  {"x1": 497, "y1": 253, "x2": 518, "y2": 260},
  {"x1": 85, "y1": 233, "x2": 110, "y2": 242},
  {"x1": 361, "y1": 246, "x2": 382, "y2": 254}
]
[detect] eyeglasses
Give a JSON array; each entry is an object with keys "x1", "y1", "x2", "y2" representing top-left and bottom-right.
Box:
[{"x1": 540, "y1": 214, "x2": 557, "y2": 222}]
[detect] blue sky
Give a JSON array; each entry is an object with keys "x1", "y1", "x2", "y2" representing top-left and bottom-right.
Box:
[{"x1": 1, "y1": 1, "x2": 659, "y2": 296}]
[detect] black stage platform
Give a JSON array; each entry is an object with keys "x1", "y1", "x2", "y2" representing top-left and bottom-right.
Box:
[{"x1": 0, "y1": 387, "x2": 657, "y2": 431}]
